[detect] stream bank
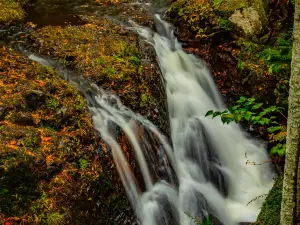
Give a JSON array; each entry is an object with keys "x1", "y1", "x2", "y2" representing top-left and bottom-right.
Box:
[{"x1": 0, "y1": 45, "x2": 135, "y2": 224}]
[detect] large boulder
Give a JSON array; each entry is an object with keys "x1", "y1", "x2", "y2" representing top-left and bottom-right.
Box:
[
  {"x1": 218, "y1": 0, "x2": 268, "y2": 38},
  {"x1": 229, "y1": 7, "x2": 262, "y2": 37},
  {"x1": 168, "y1": 0, "x2": 268, "y2": 40}
]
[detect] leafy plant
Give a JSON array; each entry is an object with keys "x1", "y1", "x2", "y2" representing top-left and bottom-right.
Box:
[
  {"x1": 168, "y1": 0, "x2": 230, "y2": 38},
  {"x1": 129, "y1": 55, "x2": 140, "y2": 65},
  {"x1": 260, "y1": 30, "x2": 292, "y2": 76},
  {"x1": 79, "y1": 158, "x2": 88, "y2": 169},
  {"x1": 205, "y1": 96, "x2": 287, "y2": 156},
  {"x1": 185, "y1": 212, "x2": 212, "y2": 225},
  {"x1": 213, "y1": 0, "x2": 223, "y2": 7}
]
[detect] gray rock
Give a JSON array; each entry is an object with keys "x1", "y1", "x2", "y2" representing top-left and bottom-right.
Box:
[
  {"x1": 229, "y1": 7, "x2": 262, "y2": 37},
  {"x1": 24, "y1": 90, "x2": 46, "y2": 110}
]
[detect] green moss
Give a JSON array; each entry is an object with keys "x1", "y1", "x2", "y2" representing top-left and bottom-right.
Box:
[
  {"x1": 79, "y1": 158, "x2": 88, "y2": 169},
  {"x1": 216, "y1": 0, "x2": 249, "y2": 11},
  {"x1": 169, "y1": 0, "x2": 268, "y2": 39},
  {"x1": 23, "y1": 132, "x2": 40, "y2": 152},
  {"x1": 0, "y1": 0, "x2": 29, "y2": 24},
  {"x1": 140, "y1": 93, "x2": 149, "y2": 108},
  {"x1": 46, "y1": 212, "x2": 65, "y2": 225},
  {"x1": 0, "y1": 45, "x2": 130, "y2": 224},
  {"x1": 168, "y1": 0, "x2": 216, "y2": 38},
  {"x1": 255, "y1": 176, "x2": 283, "y2": 225},
  {"x1": 168, "y1": 0, "x2": 236, "y2": 38},
  {"x1": 25, "y1": 20, "x2": 152, "y2": 111}
]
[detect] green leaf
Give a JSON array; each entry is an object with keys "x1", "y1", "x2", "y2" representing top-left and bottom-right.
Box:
[
  {"x1": 221, "y1": 113, "x2": 234, "y2": 124},
  {"x1": 252, "y1": 103, "x2": 263, "y2": 110},
  {"x1": 267, "y1": 126, "x2": 283, "y2": 133},
  {"x1": 203, "y1": 216, "x2": 213, "y2": 225},
  {"x1": 205, "y1": 110, "x2": 214, "y2": 117},
  {"x1": 270, "y1": 144, "x2": 286, "y2": 156},
  {"x1": 229, "y1": 105, "x2": 240, "y2": 111},
  {"x1": 270, "y1": 144, "x2": 281, "y2": 154},
  {"x1": 213, "y1": 0, "x2": 223, "y2": 7},
  {"x1": 234, "y1": 114, "x2": 243, "y2": 123},
  {"x1": 278, "y1": 145, "x2": 286, "y2": 156},
  {"x1": 237, "y1": 96, "x2": 247, "y2": 103},
  {"x1": 244, "y1": 98, "x2": 256, "y2": 106},
  {"x1": 259, "y1": 118, "x2": 270, "y2": 125},
  {"x1": 259, "y1": 111, "x2": 267, "y2": 117},
  {"x1": 244, "y1": 111, "x2": 253, "y2": 121},
  {"x1": 212, "y1": 111, "x2": 223, "y2": 118},
  {"x1": 251, "y1": 116, "x2": 261, "y2": 122}
]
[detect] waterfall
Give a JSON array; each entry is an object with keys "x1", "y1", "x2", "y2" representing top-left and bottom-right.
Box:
[
  {"x1": 126, "y1": 15, "x2": 273, "y2": 224},
  {"x1": 24, "y1": 14, "x2": 274, "y2": 225}
]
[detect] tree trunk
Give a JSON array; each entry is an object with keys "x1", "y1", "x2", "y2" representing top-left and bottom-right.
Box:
[{"x1": 280, "y1": 1, "x2": 300, "y2": 224}]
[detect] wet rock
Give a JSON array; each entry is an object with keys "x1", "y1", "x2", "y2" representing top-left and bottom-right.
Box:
[
  {"x1": 11, "y1": 112, "x2": 35, "y2": 126},
  {"x1": 0, "y1": 106, "x2": 9, "y2": 121},
  {"x1": 229, "y1": 7, "x2": 262, "y2": 37},
  {"x1": 23, "y1": 90, "x2": 46, "y2": 110}
]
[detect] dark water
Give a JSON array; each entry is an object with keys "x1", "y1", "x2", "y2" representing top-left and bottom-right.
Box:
[
  {"x1": 25, "y1": 0, "x2": 153, "y2": 26},
  {"x1": 25, "y1": 0, "x2": 94, "y2": 26}
]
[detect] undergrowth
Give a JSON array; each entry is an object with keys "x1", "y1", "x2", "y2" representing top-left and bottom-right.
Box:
[{"x1": 206, "y1": 96, "x2": 287, "y2": 156}]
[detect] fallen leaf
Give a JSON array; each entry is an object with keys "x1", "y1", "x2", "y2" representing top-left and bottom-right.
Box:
[
  {"x1": 43, "y1": 137, "x2": 51, "y2": 142},
  {"x1": 10, "y1": 140, "x2": 17, "y2": 145}
]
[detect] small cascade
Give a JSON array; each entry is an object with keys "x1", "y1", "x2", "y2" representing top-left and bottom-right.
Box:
[
  {"x1": 127, "y1": 15, "x2": 274, "y2": 224},
  {"x1": 23, "y1": 13, "x2": 274, "y2": 225}
]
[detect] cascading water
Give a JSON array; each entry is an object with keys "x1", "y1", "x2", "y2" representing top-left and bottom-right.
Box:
[
  {"x1": 23, "y1": 11, "x2": 274, "y2": 225},
  {"x1": 94, "y1": 14, "x2": 273, "y2": 223}
]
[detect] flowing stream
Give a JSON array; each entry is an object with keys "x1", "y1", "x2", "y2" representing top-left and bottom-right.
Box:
[{"x1": 19, "y1": 6, "x2": 274, "y2": 225}]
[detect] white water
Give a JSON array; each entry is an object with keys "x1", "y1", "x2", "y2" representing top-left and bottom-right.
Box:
[
  {"x1": 90, "y1": 16, "x2": 273, "y2": 225},
  {"x1": 25, "y1": 14, "x2": 274, "y2": 225}
]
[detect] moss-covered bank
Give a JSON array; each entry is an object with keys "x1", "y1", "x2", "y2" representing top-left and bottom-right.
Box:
[
  {"x1": 0, "y1": 45, "x2": 133, "y2": 224},
  {"x1": 23, "y1": 17, "x2": 167, "y2": 132}
]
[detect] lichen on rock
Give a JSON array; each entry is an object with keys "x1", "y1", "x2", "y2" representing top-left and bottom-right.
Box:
[
  {"x1": 229, "y1": 7, "x2": 262, "y2": 37},
  {"x1": 169, "y1": 0, "x2": 267, "y2": 40}
]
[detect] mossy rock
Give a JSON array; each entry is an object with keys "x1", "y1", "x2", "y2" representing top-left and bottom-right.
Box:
[
  {"x1": 168, "y1": 0, "x2": 267, "y2": 39},
  {"x1": 255, "y1": 175, "x2": 283, "y2": 225},
  {"x1": 215, "y1": 0, "x2": 249, "y2": 11}
]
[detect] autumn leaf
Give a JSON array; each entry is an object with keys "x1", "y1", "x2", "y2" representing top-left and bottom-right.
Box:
[
  {"x1": 43, "y1": 137, "x2": 51, "y2": 142},
  {"x1": 10, "y1": 140, "x2": 17, "y2": 145},
  {"x1": 26, "y1": 151, "x2": 35, "y2": 156}
]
